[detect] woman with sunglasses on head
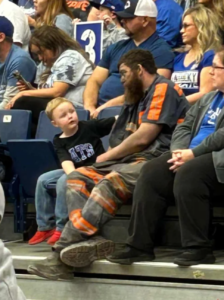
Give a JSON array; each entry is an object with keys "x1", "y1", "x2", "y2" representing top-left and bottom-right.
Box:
[
  {"x1": 171, "y1": 5, "x2": 221, "y2": 104},
  {"x1": 28, "y1": 0, "x2": 73, "y2": 37}
]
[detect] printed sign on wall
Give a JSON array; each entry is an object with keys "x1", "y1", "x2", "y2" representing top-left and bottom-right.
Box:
[{"x1": 74, "y1": 21, "x2": 103, "y2": 64}]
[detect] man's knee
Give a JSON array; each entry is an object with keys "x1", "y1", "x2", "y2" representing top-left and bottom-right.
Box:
[{"x1": 174, "y1": 162, "x2": 199, "y2": 200}]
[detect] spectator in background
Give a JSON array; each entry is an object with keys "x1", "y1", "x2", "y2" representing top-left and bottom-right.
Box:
[
  {"x1": 0, "y1": 0, "x2": 31, "y2": 50},
  {"x1": 6, "y1": 26, "x2": 93, "y2": 134},
  {"x1": 198, "y1": 0, "x2": 224, "y2": 44},
  {"x1": 28, "y1": 0, "x2": 74, "y2": 37},
  {"x1": 171, "y1": 6, "x2": 221, "y2": 104},
  {"x1": 86, "y1": 0, "x2": 128, "y2": 51},
  {"x1": 154, "y1": 0, "x2": 183, "y2": 48},
  {"x1": 18, "y1": 0, "x2": 34, "y2": 8},
  {"x1": 0, "y1": 17, "x2": 36, "y2": 109},
  {"x1": 107, "y1": 47, "x2": 224, "y2": 267},
  {"x1": 83, "y1": 0, "x2": 175, "y2": 119},
  {"x1": 175, "y1": 0, "x2": 196, "y2": 10}
]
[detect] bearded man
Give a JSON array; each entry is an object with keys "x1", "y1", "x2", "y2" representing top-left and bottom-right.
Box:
[{"x1": 28, "y1": 49, "x2": 189, "y2": 280}]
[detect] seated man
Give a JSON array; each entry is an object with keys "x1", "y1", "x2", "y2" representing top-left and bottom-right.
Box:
[
  {"x1": 107, "y1": 47, "x2": 224, "y2": 267},
  {"x1": 0, "y1": 183, "x2": 26, "y2": 300},
  {"x1": 28, "y1": 48, "x2": 189, "y2": 280},
  {"x1": 0, "y1": 17, "x2": 36, "y2": 109},
  {"x1": 83, "y1": 0, "x2": 175, "y2": 118},
  {"x1": 0, "y1": 0, "x2": 31, "y2": 50}
]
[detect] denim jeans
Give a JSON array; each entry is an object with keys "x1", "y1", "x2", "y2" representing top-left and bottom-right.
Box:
[{"x1": 35, "y1": 169, "x2": 68, "y2": 232}]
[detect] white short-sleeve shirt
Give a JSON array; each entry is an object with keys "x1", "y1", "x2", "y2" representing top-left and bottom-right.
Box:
[{"x1": 0, "y1": 0, "x2": 31, "y2": 51}]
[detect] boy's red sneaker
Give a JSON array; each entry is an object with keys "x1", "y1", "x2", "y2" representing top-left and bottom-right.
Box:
[
  {"x1": 28, "y1": 229, "x2": 55, "y2": 245},
  {"x1": 47, "y1": 230, "x2": 62, "y2": 246}
]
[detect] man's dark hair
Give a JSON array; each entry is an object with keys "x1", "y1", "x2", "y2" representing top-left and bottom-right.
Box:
[{"x1": 118, "y1": 49, "x2": 157, "y2": 74}]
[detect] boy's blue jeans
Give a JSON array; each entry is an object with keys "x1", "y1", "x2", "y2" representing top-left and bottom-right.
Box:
[{"x1": 35, "y1": 169, "x2": 68, "y2": 232}]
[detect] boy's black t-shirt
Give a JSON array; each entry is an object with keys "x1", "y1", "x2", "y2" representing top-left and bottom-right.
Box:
[{"x1": 53, "y1": 118, "x2": 115, "y2": 168}]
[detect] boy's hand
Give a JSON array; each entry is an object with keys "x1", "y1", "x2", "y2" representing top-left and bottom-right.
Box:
[
  {"x1": 72, "y1": 18, "x2": 81, "y2": 25},
  {"x1": 103, "y1": 14, "x2": 114, "y2": 26}
]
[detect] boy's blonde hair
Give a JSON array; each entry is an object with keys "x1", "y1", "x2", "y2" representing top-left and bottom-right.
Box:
[{"x1": 45, "y1": 97, "x2": 74, "y2": 121}]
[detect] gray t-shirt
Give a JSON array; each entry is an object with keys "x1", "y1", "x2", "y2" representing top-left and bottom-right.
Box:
[
  {"x1": 55, "y1": 14, "x2": 73, "y2": 37},
  {"x1": 36, "y1": 49, "x2": 93, "y2": 107}
]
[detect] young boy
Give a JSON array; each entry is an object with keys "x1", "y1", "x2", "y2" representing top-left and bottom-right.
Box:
[{"x1": 29, "y1": 97, "x2": 116, "y2": 246}]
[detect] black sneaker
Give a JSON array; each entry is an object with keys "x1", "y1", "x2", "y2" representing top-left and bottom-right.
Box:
[
  {"x1": 27, "y1": 252, "x2": 75, "y2": 280},
  {"x1": 174, "y1": 248, "x2": 215, "y2": 266},
  {"x1": 60, "y1": 236, "x2": 115, "y2": 268},
  {"x1": 106, "y1": 244, "x2": 155, "y2": 265}
]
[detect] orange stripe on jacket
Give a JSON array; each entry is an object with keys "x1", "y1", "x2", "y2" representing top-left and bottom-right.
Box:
[
  {"x1": 76, "y1": 167, "x2": 104, "y2": 184},
  {"x1": 177, "y1": 118, "x2": 184, "y2": 124},
  {"x1": 67, "y1": 179, "x2": 90, "y2": 198},
  {"x1": 69, "y1": 209, "x2": 97, "y2": 235},
  {"x1": 147, "y1": 83, "x2": 168, "y2": 121},
  {"x1": 138, "y1": 111, "x2": 145, "y2": 125},
  {"x1": 91, "y1": 189, "x2": 117, "y2": 215},
  {"x1": 174, "y1": 84, "x2": 184, "y2": 96}
]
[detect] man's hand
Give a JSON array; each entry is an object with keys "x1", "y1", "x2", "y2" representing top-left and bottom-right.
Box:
[
  {"x1": 96, "y1": 152, "x2": 110, "y2": 163},
  {"x1": 167, "y1": 149, "x2": 194, "y2": 172},
  {"x1": 91, "y1": 106, "x2": 104, "y2": 119},
  {"x1": 85, "y1": 106, "x2": 97, "y2": 119}
]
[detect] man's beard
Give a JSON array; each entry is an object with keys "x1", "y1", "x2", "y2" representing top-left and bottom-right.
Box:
[{"x1": 124, "y1": 73, "x2": 145, "y2": 105}]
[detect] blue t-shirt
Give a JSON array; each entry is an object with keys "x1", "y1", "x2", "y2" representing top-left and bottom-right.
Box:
[
  {"x1": 171, "y1": 50, "x2": 214, "y2": 96},
  {"x1": 189, "y1": 92, "x2": 224, "y2": 149},
  {"x1": 0, "y1": 45, "x2": 36, "y2": 106},
  {"x1": 98, "y1": 32, "x2": 174, "y2": 105},
  {"x1": 156, "y1": 0, "x2": 183, "y2": 48}
]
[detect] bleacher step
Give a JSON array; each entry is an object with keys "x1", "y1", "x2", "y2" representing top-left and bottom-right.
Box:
[
  {"x1": 7, "y1": 241, "x2": 224, "y2": 282},
  {"x1": 17, "y1": 275, "x2": 224, "y2": 300}
]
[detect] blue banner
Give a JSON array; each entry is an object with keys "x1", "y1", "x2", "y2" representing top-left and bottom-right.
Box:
[{"x1": 74, "y1": 21, "x2": 103, "y2": 65}]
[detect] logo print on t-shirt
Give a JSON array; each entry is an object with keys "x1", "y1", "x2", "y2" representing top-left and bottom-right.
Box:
[
  {"x1": 171, "y1": 71, "x2": 199, "y2": 90},
  {"x1": 207, "y1": 108, "x2": 222, "y2": 125},
  {"x1": 68, "y1": 143, "x2": 95, "y2": 163}
]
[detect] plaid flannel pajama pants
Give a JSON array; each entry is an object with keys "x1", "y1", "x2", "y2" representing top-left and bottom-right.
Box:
[{"x1": 54, "y1": 161, "x2": 146, "y2": 252}]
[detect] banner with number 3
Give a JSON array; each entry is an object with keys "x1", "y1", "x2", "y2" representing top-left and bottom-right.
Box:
[{"x1": 74, "y1": 21, "x2": 104, "y2": 65}]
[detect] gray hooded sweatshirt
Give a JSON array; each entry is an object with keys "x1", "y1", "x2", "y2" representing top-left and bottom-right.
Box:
[{"x1": 0, "y1": 183, "x2": 26, "y2": 300}]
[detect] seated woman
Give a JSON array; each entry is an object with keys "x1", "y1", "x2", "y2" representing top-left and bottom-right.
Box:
[
  {"x1": 28, "y1": 0, "x2": 74, "y2": 37},
  {"x1": 171, "y1": 5, "x2": 221, "y2": 104},
  {"x1": 198, "y1": 0, "x2": 224, "y2": 44},
  {"x1": 6, "y1": 25, "x2": 94, "y2": 133}
]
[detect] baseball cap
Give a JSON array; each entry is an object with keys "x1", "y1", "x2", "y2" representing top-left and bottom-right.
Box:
[
  {"x1": 116, "y1": 0, "x2": 158, "y2": 19},
  {"x1": 0, "y1": 16, "x2": 14, "y2": 38},
  {"x1": 89, "y1": 0, "x2": 125, "y2": 12}
]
